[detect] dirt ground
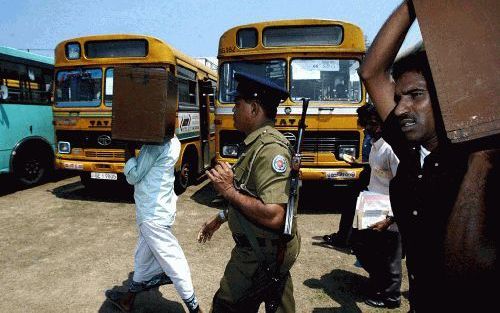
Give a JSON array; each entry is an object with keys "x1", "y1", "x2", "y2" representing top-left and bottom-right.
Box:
[{"x1": 0, "y1": 173, "x2": 409, "y2": 313}]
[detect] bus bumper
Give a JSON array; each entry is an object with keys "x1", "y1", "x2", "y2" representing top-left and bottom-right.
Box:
[{"x1": 55, "y1": 158, "x2": 125, "y2": 173}]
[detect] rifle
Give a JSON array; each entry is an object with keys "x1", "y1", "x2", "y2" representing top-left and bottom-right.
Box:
[{"x1": 283, "y1": 98, "x2": 309, "y2": 236}]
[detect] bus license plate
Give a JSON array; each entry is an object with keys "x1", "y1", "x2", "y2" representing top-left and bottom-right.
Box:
[
  {"x1": 325, "y1": 170, "x2": 356, "y2": 180},
  {"x1": 90, "y1": 172, "x2": 117, "y2": 180}
]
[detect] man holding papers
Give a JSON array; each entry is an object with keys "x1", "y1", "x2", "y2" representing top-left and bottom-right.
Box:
[{"x1": 350, "y1": 103, "x2": 402, "y2": 309}]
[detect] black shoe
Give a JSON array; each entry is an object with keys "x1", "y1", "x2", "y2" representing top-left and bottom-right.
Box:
[
  {"x1": 365, "y1": 298, "x2": 401, "y2": 309},
  {"x1": 143, "y1": 272, "x2": 172, "y2": 290},
  {"x1": 322, "y1": 233, "x2": 349, "y2": 248}
]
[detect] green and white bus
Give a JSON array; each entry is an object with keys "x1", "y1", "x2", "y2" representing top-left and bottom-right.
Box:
[{"x1": 0, "y1": 46, "x2": 55, "y2": 186}]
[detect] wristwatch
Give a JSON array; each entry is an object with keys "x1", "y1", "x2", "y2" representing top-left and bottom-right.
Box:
[{"x1": 218, "y1": 209, "x2": 228, "y2": 222}]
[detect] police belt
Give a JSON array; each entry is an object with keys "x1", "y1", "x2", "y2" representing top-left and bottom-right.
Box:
[{"x1": 232, "y1": 233, "x2": 281, "y2": 248}]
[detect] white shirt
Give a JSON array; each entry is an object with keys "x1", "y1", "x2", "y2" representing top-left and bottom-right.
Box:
[
  {"x1": 367, "y1": 138, "x2": 400, "y2": 195},
  {"x1": 420, "y1": 145, "x2": 431, "y2": 168},
  {"x1": 124, "y1": 136, "x2": 181, "y2": 226}
]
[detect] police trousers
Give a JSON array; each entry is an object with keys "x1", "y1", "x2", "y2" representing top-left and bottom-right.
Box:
[{"x1": 211, "y1": 233, "x2": 300, "y2": 313}]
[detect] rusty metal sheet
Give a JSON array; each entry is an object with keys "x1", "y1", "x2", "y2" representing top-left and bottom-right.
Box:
[
  {"x1": 413, "y1": 0, "x2": 500, "y2": 143},
  {"x1": 112, "y1": 67, "x2": 177, "y2": 143}
]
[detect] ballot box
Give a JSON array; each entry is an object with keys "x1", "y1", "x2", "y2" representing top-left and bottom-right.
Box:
[
  {"x1": 412, "y1": 0, "x2": 500, "y2": 143},
  {"x1": 112, "y1": 67, "x2": 177, "y2": 143}
]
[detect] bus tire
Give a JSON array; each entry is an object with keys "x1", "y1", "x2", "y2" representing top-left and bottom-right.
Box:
[
  {"x1": 12, "y1": 142, "x2": 53, "y2": 186},
  {"x1": 175, "y1": 152, "x2": 197, "y2": 195}
]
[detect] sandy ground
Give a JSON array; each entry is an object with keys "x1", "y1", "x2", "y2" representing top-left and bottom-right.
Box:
[{"x1": 0, "y1": 173, "x2": 409, "y2": 313}]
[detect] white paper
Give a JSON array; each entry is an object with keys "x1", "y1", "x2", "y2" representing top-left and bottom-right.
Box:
[{"x1": 353, "y1": 191, "x2": 391, "y2": 230}]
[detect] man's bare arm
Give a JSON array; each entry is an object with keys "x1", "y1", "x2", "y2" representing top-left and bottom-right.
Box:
[{"x1": 358, "y1": 1, "x2": 416, "y2": 121}]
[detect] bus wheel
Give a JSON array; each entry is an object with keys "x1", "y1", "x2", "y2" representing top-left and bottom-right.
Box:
[
  {"x1": 13, "y1": 146, "x2": 51, "y2": 186},
  {"x1": 175, "y1": 160, "x2": 191, "y2": 195}
]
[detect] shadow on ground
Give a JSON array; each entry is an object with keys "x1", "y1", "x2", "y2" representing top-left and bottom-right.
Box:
[
  {"x1": 304, "y1": 269, "x2": 368, "y2": 313},
  {"x1": 0, "y1": 169, "x2": 77, "y2": 197},
  {"x1": 190, "y1": 181, "x2": 224, "y2": 208},
  {"x1": 51, "y1": 178, "x2": 134, "y2": 204},
  {"x1": 99, "y1": 272, "x2": 184, "y2": 313},
  {"x1": 311, "y1": 239, "x2": 354, "y2": 255}
]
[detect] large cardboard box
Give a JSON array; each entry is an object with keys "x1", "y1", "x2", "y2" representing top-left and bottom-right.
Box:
[
  {"x1": 112, "y1": 67, "x2": 177, "y2": 143},
  {"x1": 412, "y1": 0, "x2": 500, "y2": 143}
]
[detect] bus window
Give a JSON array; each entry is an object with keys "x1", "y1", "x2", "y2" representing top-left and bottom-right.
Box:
[
  {"x1": 237, "y1": 28, "x2": 258, "y2": 49},
  {"x1": 208, "y1": 80, "x2": 216, "y2": 109},
  {"x1": 105, "y1": 68, "x2": 113, "y2": 106},
  {"x1": 1, "y1": 61, "x2": 26, "y2": 103},
  {"x1": 263, "y1": 25, "x2": 343, "y2": 47},
  {"x1": 290, "y1": 59, "x2": 361, "y2": 103},
  {"x1": 178, "y1": 66, "x2": 197, "y2": 111},
  {"x1": 28, "y1": 66, "x2": 51, "y2": 105},
  {"x1": 219, "y1": 60, "x2": 286, "y2": 103},
  {"x1": 85, "y1": 40, "x2": 148, "y2": 58},
  {"x1": 55, "y1": 68, "x2": 102, "y2": 107}
]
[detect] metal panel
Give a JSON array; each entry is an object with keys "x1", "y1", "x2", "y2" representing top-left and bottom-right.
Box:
[{"x1": 413, "y1": 0, "x2": 500, "y2": 143}]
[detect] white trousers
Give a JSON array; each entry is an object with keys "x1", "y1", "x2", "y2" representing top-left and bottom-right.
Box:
[{"x1": 133, "y1": 220, "x2": 194, "y2": 300}]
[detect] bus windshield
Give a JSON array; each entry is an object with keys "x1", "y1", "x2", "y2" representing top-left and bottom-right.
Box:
[
  {"x1": 290, "y1": 59, "x2": 361, "y2": 103},
  {"x1": 55, "y1": 68, "x2": 102, "y2": 107},
  {"x1": 219, "y1": 60, "x2": 286, "y2": 103}
]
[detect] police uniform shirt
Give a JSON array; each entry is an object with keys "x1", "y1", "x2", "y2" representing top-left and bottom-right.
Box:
[{"x1": 227, "y1": 121, "x2": 293, "y2": 239}]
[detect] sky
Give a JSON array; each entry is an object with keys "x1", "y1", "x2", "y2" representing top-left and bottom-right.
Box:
[{"x1": 0, "y1": 0, "x2": 422, "y2": 58}]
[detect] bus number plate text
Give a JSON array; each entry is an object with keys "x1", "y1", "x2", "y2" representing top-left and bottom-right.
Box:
[
  {"x1": 91, "y1": 172, "x2": 117, "y2": 180},
  {"x1": 325, "y1": 170, "x2": 356, "y2": 180}
]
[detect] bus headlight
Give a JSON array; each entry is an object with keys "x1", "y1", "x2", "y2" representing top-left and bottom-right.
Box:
[
  {"x1": 58, "y1": 141, "x2": 71, "y2": 154},
  {"x1": 338, "y1": 145, "x2": 356, "y2": 160},
  {"x1": 222, "y1": 144, "x2": 239, "y2": 157}
]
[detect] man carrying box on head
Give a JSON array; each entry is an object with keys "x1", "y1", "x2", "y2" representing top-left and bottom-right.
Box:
[
  {"x1": 105, "y1": 136, "x2": 202, "y2": 313},
  {"x1": 358, "y1": 1, "x2": 498, "y2": 311}
]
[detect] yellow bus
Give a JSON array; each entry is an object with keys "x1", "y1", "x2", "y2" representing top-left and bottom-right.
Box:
[
  {"x1": 216, "y1": 19, "x2": 367, "y2": 184},
  {"x1": 53, "y1": 34, "x2": 217, "y2": 193}
]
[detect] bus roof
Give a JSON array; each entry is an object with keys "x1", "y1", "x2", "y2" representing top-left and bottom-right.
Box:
[
  {"x1": 218, "y1": 19, "x2": 365, "y2": 57},
  {"x1": 0, "y1": 46, "x2": 54, "y2": 66},
  {"x1": 54, "y1": 34, "x2": 216, "y2": 79}
]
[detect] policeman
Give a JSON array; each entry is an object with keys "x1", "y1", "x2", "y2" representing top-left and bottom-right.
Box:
[{"x1": 197, "y1": 72, "x2": 300, "y2": 313}]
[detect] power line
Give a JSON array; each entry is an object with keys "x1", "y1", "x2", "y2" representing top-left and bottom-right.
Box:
[{"x1": 19, "y1": 48, "x2": 53, "y2": 52}]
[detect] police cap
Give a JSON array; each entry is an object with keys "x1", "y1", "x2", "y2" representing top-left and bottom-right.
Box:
[{"x1": 229, "y1": 72, "x2": 289, "y2": 105}]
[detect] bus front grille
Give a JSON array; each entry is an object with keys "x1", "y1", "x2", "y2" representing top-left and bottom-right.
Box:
[{"x1": 85, "y1": 150, "x2": 125, "y2": 159}]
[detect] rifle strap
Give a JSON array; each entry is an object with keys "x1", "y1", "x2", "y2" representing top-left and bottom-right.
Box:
[
  {"x1": 234, "y1": 209, "x2": 288, "y2": 277},
  {"x1": 238, "y1": 139, "x2": 290, "y2": 196},
  {"x1": 233, "y1": 209, "x2": 266, "y2": 263}
]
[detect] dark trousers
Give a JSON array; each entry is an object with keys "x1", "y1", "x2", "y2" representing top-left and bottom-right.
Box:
[{"x1": 352, "y1": 228, "x2": 402, "y2": 300}]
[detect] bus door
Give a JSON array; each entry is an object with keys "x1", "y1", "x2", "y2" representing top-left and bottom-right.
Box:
[{"x1": 198, "y1": 80, "x2": 212, "y2": 169}]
